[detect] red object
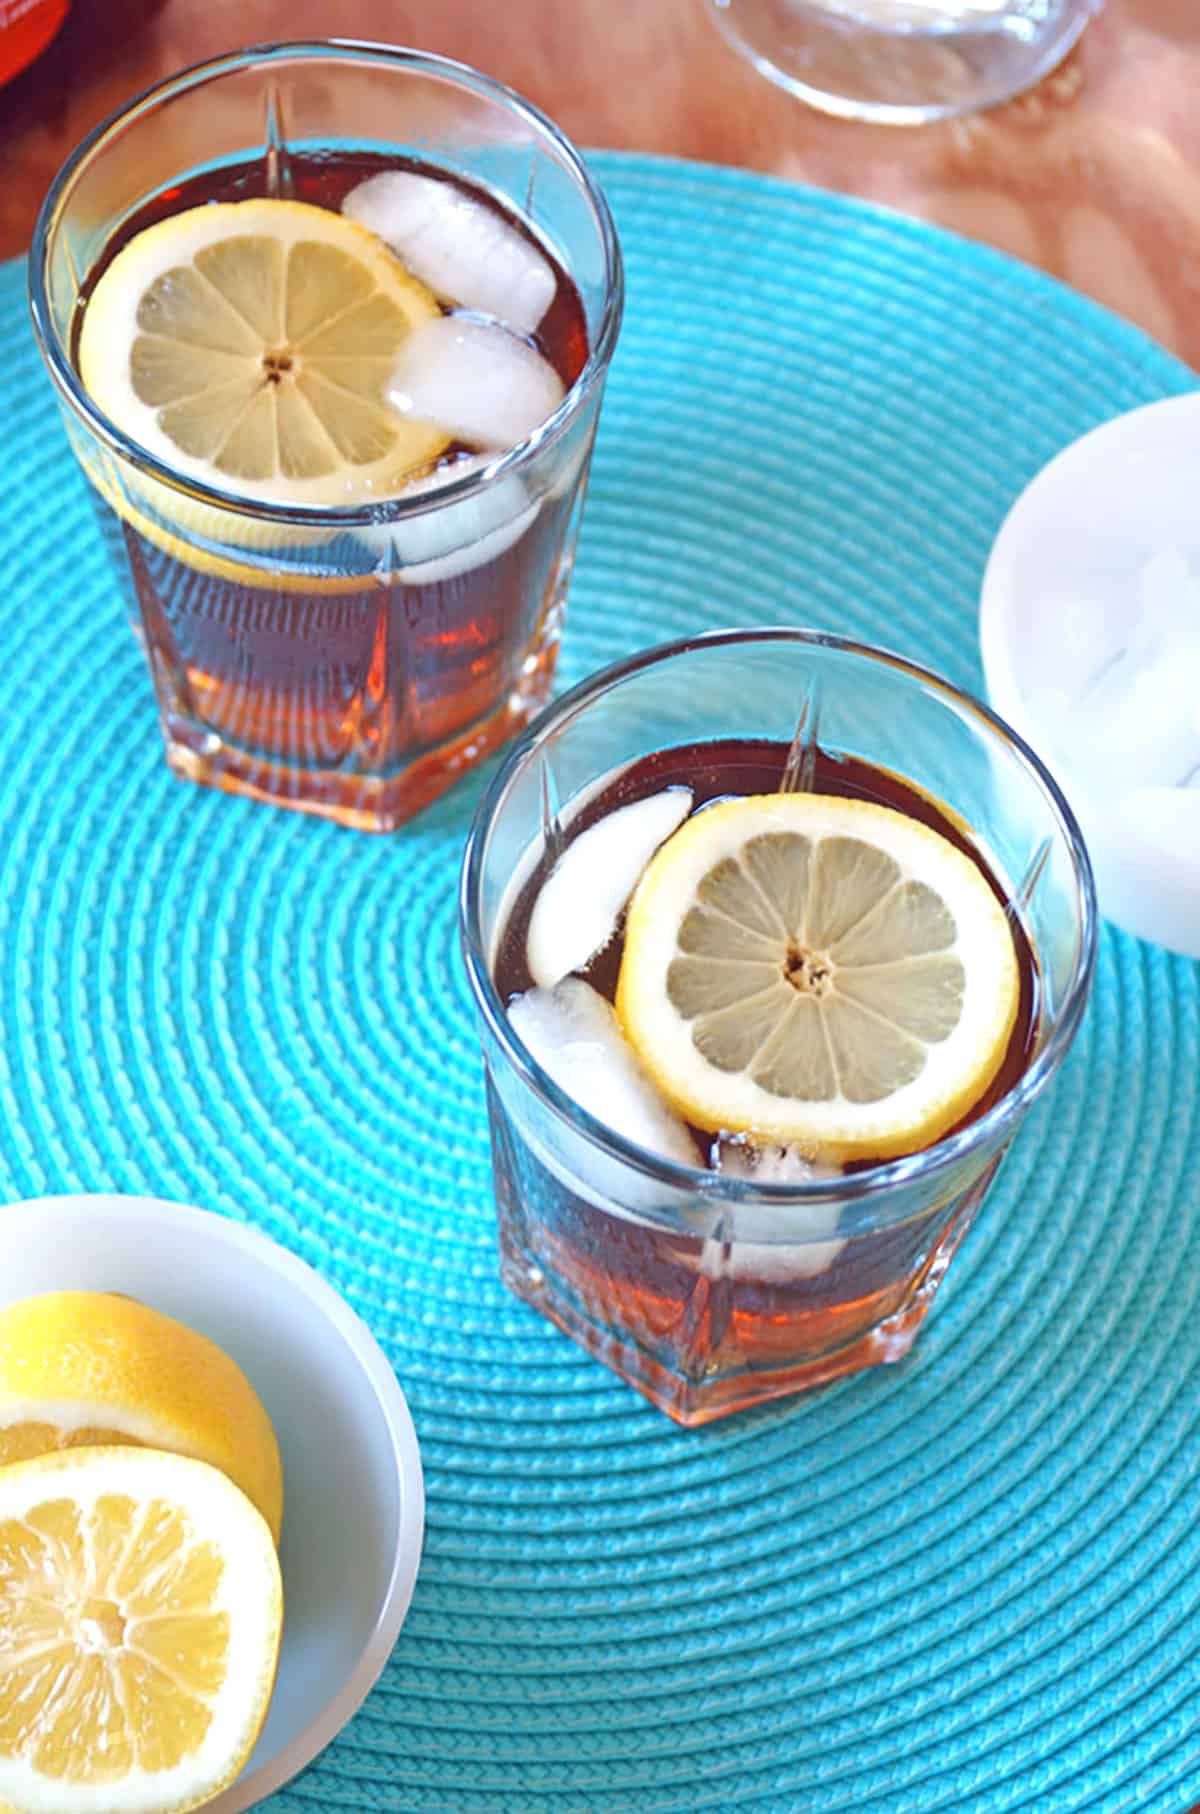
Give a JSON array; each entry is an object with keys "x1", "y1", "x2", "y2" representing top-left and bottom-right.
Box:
[{"x1": 0, "y1": 0, "x2": 69, "y2": 85}]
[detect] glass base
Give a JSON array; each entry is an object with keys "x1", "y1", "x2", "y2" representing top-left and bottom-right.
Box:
[
  {"x1": 495, "y1": 1144, "x2": 1000, "y2": 1426},
  {"x1": 160, "y1": 634, "x2": 561, "y2": 832},
  {"x1": 708, "y1": 0, "x2": 1098, "y2": 125}
]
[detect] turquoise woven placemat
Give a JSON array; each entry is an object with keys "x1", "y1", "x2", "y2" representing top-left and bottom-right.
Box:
[{"x1": 3, "y1": 153, "x2": 1200, "y2": 1813}]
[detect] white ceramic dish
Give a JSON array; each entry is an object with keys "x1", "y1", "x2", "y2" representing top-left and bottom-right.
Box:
[
  {"x1": 0, "y1": 1193, "x2": 425, "y2": 1811},
  {"x1": 980, "y1": 393, "x2": 1200, "y2": 960}
]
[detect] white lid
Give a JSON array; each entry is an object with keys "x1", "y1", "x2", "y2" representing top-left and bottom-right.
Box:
[{"x1": 980, "y1": 393, "x2": 1200, "y2": 960}]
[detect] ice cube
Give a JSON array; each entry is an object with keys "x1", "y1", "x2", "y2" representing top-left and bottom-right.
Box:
[
  {"x1": 1064, "y1": 614, "x2": 1200, "y2": 792},
  {"x1": 1058, "y1": 544, "x2": 1200, "y2": 787},
  {"x1": 1132, "y1": 547, "x2": 1200, "y2": 656},
  {"x1": 1073, "y1": 779, "x2": 1200, "y2": 958},
  {"x1": 711, "y1": 1137, "x2": 845, "y2": 1280},
  {"x1": 1118, "y1": 782, "x2": 1200, "y2": 856},
  {"x1": 353, "y1": 453, "x2": 539, "y2": 583},
  {"x1": 526, "y1": 788, "x2": 695, "y2": 990},
  {"x1": 343, "y1": 170, "x2": 556, "y2": 336},
  {"x1": 714, "y1": 1138, "x2": 838, "y2": 1187},
  {"x1": 388, "y1": 316, "x2": 565, "y2": 454},
  {"x1": 508, "y1": 978, "x2": 697, "y2": 1168}
]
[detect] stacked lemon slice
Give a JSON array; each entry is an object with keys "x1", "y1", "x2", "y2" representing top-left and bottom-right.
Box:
[{"x1": 0, "y1": 1292, "x2": 284, "y2": 1813}]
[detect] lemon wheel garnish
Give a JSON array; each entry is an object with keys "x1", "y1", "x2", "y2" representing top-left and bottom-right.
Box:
[
  {"x1": 615, "y1": 792, "x2": 1021, "y2": 1162},
  {"x1": 0, "y1": 1292, "x2": 282, "y2": 1545},
  {"x1": 77, "y1": 197, "x2": 450, "y2": 558},
  {"x1": 0, "y1": 1445, "x2": 282, "y2": 1814}
]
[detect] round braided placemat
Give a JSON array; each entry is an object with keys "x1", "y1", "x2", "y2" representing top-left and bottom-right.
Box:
[{"x1": 2, "y1": 155, "x2": 1198, "y2": 1813}]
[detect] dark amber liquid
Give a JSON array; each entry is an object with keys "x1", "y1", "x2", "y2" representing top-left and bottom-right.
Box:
[
  {"x1": 495, "y1": 737, "x2": 1040, "y2": 1132},
  {"x1": 489, "y1": 740, "x2": 1041, "y2": 1421},
  {"x1": 77, "y1": 152, "x2": 590, "y2": 828}
]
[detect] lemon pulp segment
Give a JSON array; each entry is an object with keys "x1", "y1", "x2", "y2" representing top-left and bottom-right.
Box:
[{"x1": 0, "y1": 1446, "x2": 281, "y2": 1813}]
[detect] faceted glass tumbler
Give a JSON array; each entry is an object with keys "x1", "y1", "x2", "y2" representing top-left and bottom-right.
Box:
[
  {"x1": 461, "y1": 628, "x2": 1097, "y2": 1424},
  {"x1": 29, "y1": 41, "x2": 623, "y2": 831}
]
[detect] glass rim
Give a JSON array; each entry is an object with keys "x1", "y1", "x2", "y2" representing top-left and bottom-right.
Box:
[
  {"x1": 460, "y1": 624, "x2": 1099, "y2": 1218},
  {"x1": 27, "y1": 37, "x2": 625, "y2": 531}
]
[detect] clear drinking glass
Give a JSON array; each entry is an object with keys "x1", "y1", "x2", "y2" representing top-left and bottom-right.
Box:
[
  {"x1": 708, "y1": 0, "x2": 1102, "y2": 125},
  {"x1": 29, "y1": 42, "x2": 623, "y2": 830},
  {"x1": 461, "y1": 628, "x2": 1096, "y2": 1424}
]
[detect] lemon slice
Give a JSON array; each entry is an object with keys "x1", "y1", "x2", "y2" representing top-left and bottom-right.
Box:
[
  {"x1": 77, "y1": 198, "x2": 450, "y2": 559},
  {"x1": 615, "y1": 792, "x2": 1020, "y2": 1161},
  {"x1": 0, "y1": 1293, "x2": 282, "y2": 1545},
  {"x1": 0, "y1": 1445, "x2": 281, "y2": 1814}
]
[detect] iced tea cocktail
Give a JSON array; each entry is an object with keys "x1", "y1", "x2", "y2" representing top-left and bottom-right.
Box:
[
  {"x1": 462, "y1": 630, "x2": 1096, "y2": 1424},
  {"x1": 30, "y1": 43, "x2": 622, "y2": 829}
]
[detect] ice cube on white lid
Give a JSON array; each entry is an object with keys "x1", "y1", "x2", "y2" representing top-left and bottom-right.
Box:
[
  {"x1": 1059, "y1": 622, "x2": 1200, "y2": 794},
  {"x1": 388, "y1": 315, "x2": 566, "y2": 455},
  {"x1": 1099, "y1": 782, "x2": 1200, "y2": 960},
  {"x1": 343, "y1": 169, "x2": 557, "y2": 336},
  {"x1": 526, "y1": 788, "x2": 694, "y2": 989}
]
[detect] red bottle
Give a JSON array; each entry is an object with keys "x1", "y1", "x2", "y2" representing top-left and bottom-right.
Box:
[{"x1": 0, "y1": 0, "x2": 69, "y2": 85}]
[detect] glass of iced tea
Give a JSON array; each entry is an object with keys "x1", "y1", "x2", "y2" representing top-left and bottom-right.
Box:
[
  {"x1": 29, "y1": 42, "x2": 622, "y2": 829},
  {"x1": 461, "y1": 628, "x2": 1097, "y2": 1424}
]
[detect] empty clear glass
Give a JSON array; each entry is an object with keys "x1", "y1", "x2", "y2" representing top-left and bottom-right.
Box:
[{"x1": 707, "y1": 0, "x2": 1102, "y2": 125}]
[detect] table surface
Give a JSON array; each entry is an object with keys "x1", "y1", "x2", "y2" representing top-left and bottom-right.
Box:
[
  {"x1": 3, "y1": 10, "x2": 1200, "y2": 1814},
  {"x1": 2, "y1": 0, "x2": 1199, "y2": 369}
]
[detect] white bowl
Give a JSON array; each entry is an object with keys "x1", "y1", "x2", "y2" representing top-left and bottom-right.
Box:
[
  {"x1": 980, "y1": 393, "x2": 1200, "y2": 960},
  {"x1": 0, "y1": 1194, "x2": 425, "y2": 1811}
]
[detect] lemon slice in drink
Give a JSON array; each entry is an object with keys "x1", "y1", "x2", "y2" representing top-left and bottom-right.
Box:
[
  {"x1": 616, "y1": 793, "x2": 1021, "y2": 1161},
  {"x1": 0, "y1": 1445, "x2": 282, "y2": 1813},
  {"x1": 77, "y1": 198, "x2": 450, "y2": 554},
  {"x1": 0, "y1": 1292, "x2": 283, "y2": 1544}
]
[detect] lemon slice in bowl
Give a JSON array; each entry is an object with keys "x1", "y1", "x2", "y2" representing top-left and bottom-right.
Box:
[
  {"x1": 77, "y1": 197, "x2": 450, "y2": 555},
  {"x1": 0, "y1": 1291, "x2": 282, "y2": 1545},
  {"x1": 616, "y1": 793, "x2": 1021, "y2": 1162},
  {"x1": 0, "y1": 1444, "x2": 281, "y2": 1813}
]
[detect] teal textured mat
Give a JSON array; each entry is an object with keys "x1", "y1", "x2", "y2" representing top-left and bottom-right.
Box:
[{"x1": 3, "y1": 153, "x2": 1200, "y2": 1813}]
